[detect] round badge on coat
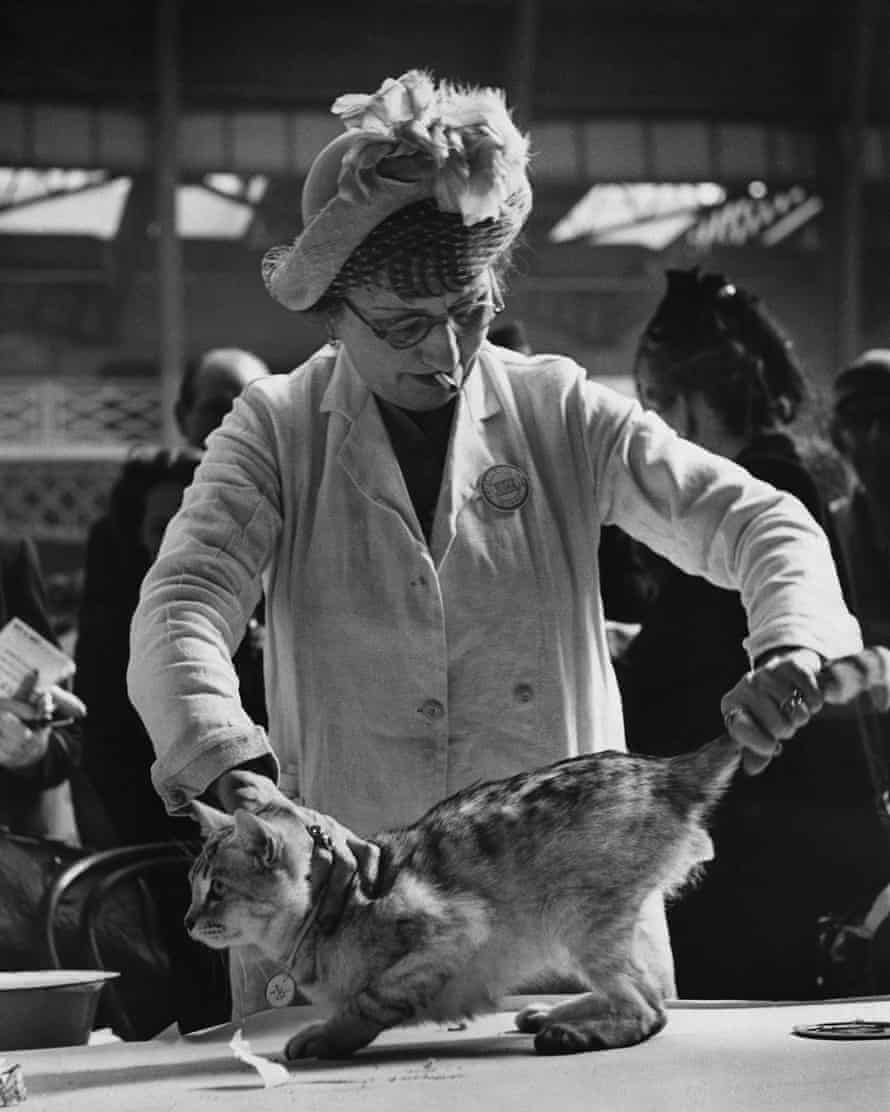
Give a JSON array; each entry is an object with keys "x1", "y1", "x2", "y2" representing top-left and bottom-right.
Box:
[
  {"x1": 479, "y1": 464, "x2": 530, "y2": 511},
  {"x1": 265, "y1": 972, "x2": 297, "y2": 1008}
]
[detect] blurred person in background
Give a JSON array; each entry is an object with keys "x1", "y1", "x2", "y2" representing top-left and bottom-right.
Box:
[
  {"x1": 75, "y1": 450, "x2": 235, "y2": 1034},
  {"x1": 822, "y1": 350, "x2": 890, "y2": 993},
  {"x1": 0, "y1": 535, "x2": 86, "y2": 841},
  {"x1": 619, "y1": 267, "x2": 888, "y2": 1000},
  {"x1": 829, "y1": 350, "x2": 890, "y2": 648},
  {"x1": 175, "y1": 347, "x2": 271, "y2": 452},
  {"x1": 75, "y1": 451, "x2": 202, "y2": 844},
  {"x1": 127, "y1": 71, "x2": 861, "y2": 1023},
  {"x1": 73, "y1": 350, "x2": 271, "y2": 1031},
  {"x1": 75, "y1": 346, "x2": 272, "y2": 845}
]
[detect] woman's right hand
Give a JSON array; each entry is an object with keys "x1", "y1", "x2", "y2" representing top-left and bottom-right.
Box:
[
  {"x1": 0, "y1": 675, "x2": 86, "y2": 771},
  {"x1": 207, "y1": 767, "x2": 381, "y2": 928}
]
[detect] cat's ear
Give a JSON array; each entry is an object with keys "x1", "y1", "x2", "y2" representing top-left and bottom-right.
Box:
[
  {"x1": 234, "y1": 809, "x2": 282, "y2": 868},
  {"x1": 191, "y1": 799, "x2": 234, "y2": 837}
]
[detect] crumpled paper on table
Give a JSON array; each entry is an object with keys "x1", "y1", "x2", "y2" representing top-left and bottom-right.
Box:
[
  {"x1": 229, "y1": 1029, "x2": 290, "y2": 1088},
  {"x1": 0, "y1": 1058, "x2": 26, "y2": 1106}
]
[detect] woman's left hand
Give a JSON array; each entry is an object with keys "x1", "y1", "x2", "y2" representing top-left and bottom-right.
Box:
[{"x1": 720, "y1": 648, "x2": 824, "y2": 774}]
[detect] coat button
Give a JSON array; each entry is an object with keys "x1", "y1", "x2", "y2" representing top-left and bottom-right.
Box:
[
  {"x1": 419, "y1": 698, "x2": 445, "y2": 720},
  {"x1": 513, "y1": 683, "x2": 534, "y2": 704}
]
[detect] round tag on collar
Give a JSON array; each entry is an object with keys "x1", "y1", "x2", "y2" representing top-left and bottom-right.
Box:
[
  {"x1": 479, "y1": 464, "x2": 529, "y2": 511},
  {"x1": 265, "y1": 972, "x2": 297, "y2": 1008}
]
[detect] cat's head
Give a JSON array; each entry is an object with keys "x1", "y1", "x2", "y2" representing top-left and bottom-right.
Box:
[{"x1": 184, "y1": 801, "x2": 317, "y2": 954}]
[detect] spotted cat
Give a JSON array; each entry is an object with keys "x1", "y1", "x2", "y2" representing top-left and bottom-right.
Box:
[
  {"x1": 187, "y1": 734, "x2": 739, "y2": 1058},
  {"x1": 185, "y1": 648, "x2": 889, "y2": 1060}
]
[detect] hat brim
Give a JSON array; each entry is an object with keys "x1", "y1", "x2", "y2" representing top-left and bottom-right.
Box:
[{"x1": 263, "y1": 175, "x2": 433, "y2": 311}]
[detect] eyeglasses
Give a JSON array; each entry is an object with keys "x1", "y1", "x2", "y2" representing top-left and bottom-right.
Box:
[{"x1": 340, "y1": 285, "x2": 504, "y2": 350}]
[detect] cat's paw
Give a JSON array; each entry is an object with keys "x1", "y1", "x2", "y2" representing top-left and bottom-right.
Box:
[
  {"x1": 284, "y1": 1016, "x2": 381, "y2": 1060},
  {"x1": 284, "y1": 1022, "x2": 347, "y2": 1061},
  {"x1": 533, "y1": 1008, "x2": 667, "y2": 1055},
  {"x1": 514, "y1": 1002, "x2": 553, "y2": 1034}
]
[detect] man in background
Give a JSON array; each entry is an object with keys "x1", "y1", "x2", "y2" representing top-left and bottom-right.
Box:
[{"x1": 175, "y1": 348, "x2": 271, "y2": 451}]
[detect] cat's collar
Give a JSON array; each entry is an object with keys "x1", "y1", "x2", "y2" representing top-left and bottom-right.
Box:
[{"x1": 282, "y1": 824, "x2": 337, "y2": 969}]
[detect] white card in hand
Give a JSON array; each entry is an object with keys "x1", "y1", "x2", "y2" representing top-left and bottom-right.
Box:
[{"x1": 0, "y1": 617, "x2": 75, "y2": 698}]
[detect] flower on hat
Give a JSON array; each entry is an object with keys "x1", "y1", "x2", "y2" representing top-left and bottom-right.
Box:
[{"x1": 330, "y1": 70, "x2": 529, "y2": 226}]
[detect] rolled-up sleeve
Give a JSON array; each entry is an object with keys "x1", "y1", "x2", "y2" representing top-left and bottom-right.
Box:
[
  {"x1": 127, "y1": 387, "x2": 283, "y2": 812},
  {"x1": 585, "y1": 388, "x2": 862, "y2": 664}
]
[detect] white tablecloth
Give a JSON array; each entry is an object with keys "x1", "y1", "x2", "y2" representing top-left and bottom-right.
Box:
[{"x1": 11, "y1": 996, "x2": 890, "y2": 1112}]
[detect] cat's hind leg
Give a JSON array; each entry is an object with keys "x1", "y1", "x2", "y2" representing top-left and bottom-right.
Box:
[{"x1": 516, "y1": 972, "x2": 666, "y2": 1054}]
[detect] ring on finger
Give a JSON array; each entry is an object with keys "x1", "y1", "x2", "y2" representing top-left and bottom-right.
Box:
[
  {"x1": 307, "y1": 825, "x2": 334, "y2": 853},
  {"x1": 723, "y1": 706, "x2": 744, "y2": 730},
  {"x1": 779, "y1": 688, "x2": 807, "y2": 720}
]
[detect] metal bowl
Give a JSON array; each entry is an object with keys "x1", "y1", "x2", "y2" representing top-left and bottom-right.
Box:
[{"x1": 0, "y1": 970, "x2": 120, "y2": 1050}]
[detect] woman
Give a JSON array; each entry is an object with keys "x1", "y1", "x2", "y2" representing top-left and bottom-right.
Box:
[
  {"x1": 128, "y1": 71, "x2": 860, "y2": 1018},
  {"x1": 620, "y1": 267, "x2": 834, "y2": 753},
  {"x1": 620, "y1": 268, "x2": 887, "y2": 999}
]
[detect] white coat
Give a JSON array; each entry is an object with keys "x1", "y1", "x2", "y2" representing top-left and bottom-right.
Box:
[{"x1": 129, "y1": 342, "x2": 860, "y2": 836}]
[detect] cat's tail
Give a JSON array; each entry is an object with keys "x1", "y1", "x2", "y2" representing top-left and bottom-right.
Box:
[
  {"x1": 665, "y1": 734, "x2": 742, "y2": 816},
  {"x1": 666, "y1": 646, "x2": 890, "y2": 813}
]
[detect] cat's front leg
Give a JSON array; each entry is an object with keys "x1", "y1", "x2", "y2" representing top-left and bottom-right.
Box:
[{"x1": 284, "y1": 1012, "x2": 384, "y2": 1060}]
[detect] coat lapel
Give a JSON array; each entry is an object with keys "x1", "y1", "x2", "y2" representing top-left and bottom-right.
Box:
[
  {"x1": 323, "y1": 347, "x2": 421, "y2": 540},
  {"x1": 430, "y1": 352, "x2": 502, "y2": 566},
  {"x1": 322, "y1": 344, "x2": 506, "y2": 559}
]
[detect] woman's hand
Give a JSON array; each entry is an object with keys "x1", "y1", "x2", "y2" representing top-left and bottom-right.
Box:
[
  {"x1": 303, "y1": 812, "x2": 381, "y2": 932},
  {"x1": 209, "y1": 767, "x2": 279, "y2": 814},
  {"x1": 720, "y1": 648, "x2": 824, "y2": 775},
  {"x1": 0, "y1": 672, "x2": 86, "y2": 771},
  {"x1": 207, "y1": 768, "x2": 381, "y2": 930}
]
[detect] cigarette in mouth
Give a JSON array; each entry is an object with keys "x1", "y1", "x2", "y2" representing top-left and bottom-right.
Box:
[{"x1": 433, "y1": 372, "x2": 457, "y2": 390}]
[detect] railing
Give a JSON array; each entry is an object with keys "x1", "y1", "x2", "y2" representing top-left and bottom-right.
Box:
[
  {"x1": 0, "y1": 377, "x2": 163, "y2": 541},
  {"x1": 0, "y1": 377, "x2": 162, "y2": 458}
]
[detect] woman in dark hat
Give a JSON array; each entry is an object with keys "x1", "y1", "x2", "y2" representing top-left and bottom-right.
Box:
[
  {"x1": 128, "y1": 72, "x2": 860, "y2": 1025},
  {"x1": 620, "y1": 269, "x2": 887, "y2": 1000},
  {"x1": 622, "y1": 267, "x2": 832, "y2": 753}
]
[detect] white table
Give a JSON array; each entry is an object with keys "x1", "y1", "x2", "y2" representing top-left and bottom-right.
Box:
[{"x1": 11, "y1": 996, "x2": 890, "y2": 1112}]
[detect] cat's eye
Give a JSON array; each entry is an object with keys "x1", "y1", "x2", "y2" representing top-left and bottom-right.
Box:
[{"x1": 209, "y1": 878, "x2": 227, "y2": 898}]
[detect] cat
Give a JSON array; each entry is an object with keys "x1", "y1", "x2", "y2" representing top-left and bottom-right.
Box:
[
  {"x1": 185, "y1": 646, "x2": 890, "y2": 1061},
  {"x1": 186, "y1": 733, "x2": 740, "y2": 1058}
]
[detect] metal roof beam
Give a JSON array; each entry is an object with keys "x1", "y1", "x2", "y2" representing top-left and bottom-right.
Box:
[{"x1": 1, "y1": 101, "x2": 889, "y2": 185}]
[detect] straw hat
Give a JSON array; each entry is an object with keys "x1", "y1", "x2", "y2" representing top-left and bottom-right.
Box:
[{"x1": 262, "y1": 70, "x2": 532, "y2": 311}]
